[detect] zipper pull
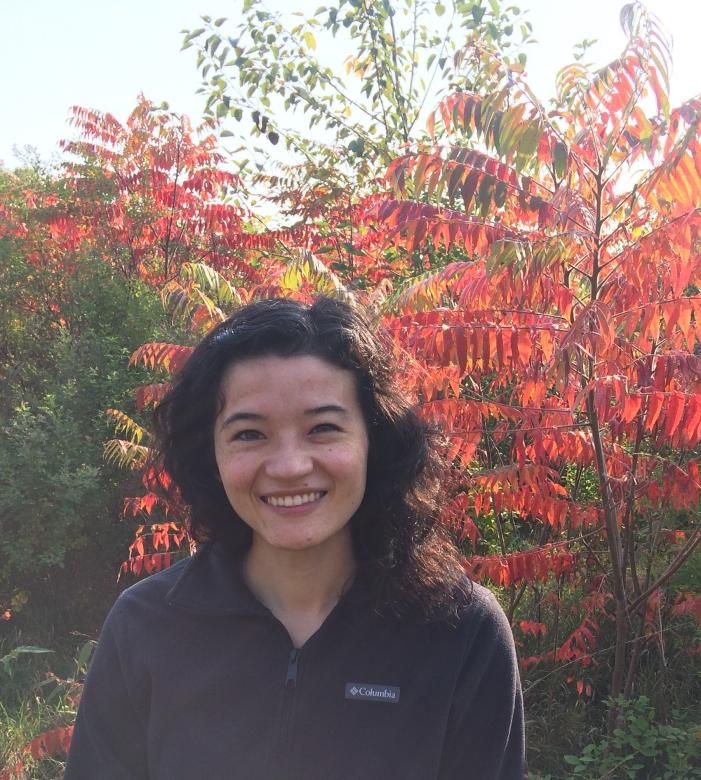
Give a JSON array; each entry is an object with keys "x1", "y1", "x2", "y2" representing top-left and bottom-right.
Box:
[{"x1": 285, "y1": 648, "x2": 301, "y2": 689}]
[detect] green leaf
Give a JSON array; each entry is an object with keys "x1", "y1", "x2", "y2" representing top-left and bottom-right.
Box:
[
  {"x1": 348, "y1": 138, "x2": 365, "y2": 156},
  {"x1": 478, "y1": 173, "x2": 495, "y2": 216},
  {"x1": 494, "y1": 180, "x2": 507, "y2": 208},
  {"x1": 341, "y1": 242, "x2": 365, "y2": 255},
  {"x1": 435, "y1": 3, "x2": 446, "y2": 15},
  {"x1": 553, "y1": 140, "x2": 567, "y2": 179},
  {"x1": 1, "y1": 645, "x2": 54, "y2": 676},
  {"x1": 76, "y1": 640, "x2": 96, "y2": 672},
  {"x1": 518, "y1": 124, "x2": 540, "y2": 159}
]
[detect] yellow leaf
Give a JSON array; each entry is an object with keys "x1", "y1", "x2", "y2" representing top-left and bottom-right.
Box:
[
  {"x1": 303, "y1": 31, "x2": 316, "y2": 50},
  {"x1": 282, "y1": 264, "x2": 302, "y2": 291}
]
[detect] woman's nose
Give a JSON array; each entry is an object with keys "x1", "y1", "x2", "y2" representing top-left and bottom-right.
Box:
[{"x1": 264, "y1": 440, "x2": 314, "y2": 480}]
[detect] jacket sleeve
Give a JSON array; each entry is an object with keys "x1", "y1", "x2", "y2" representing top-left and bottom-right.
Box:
[
  {"x1": 64, "y1": 597, "x2": 150, "y2": 779},
  {"x1": 438, "y1": 590, "x2": 526, "y2": 780}
]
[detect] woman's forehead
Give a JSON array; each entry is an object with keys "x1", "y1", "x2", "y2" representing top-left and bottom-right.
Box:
[{"x1": 218, "y1": 354, "x2": 359, "y2": 407}]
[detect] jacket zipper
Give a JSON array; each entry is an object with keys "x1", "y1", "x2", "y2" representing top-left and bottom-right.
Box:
[
  {"x1": 286, "y1": 648, "x2": 301, "y2": 688},
  {"x1": 279, "y1": 647, "x2": 301, "y2": 778}
]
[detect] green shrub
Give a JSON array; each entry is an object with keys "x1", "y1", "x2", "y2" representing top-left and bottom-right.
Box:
[
  {"x1": 562, "y1": 696, "x2": 701, "y2": 779},
  {"x1": 0, "y1": 638, "x2": 91, "y2": 779},
  {"x1": 0, "y1": 244, "x2": 165, "y2": 643}
]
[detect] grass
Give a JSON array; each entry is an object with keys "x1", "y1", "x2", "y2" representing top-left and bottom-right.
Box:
[
  {"x1": 0, "y1": 636, "x2": 90, "y2": 779},
  {"x1": 0, "y1": 697, "x2": 72, "y2": 779}
]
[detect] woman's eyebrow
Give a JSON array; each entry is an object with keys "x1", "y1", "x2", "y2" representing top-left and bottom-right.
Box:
[
  {"x1": 219, "y1": 405, "x2": 348, "y2": 431},
  {"x1": 305, "y1": 404, "x2": 348, "y2": 415},
  {"x1": 219, "y1": 411, "x2": 264, "y2": 430}
]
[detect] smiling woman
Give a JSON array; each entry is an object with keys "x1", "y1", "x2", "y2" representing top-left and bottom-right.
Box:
[
  {"x1": 214, "y1": 355, "x2": 369, "y2": 558},
  {"x1": 213, "y1": 353, "x2": 370, "y2": 646},
  {"x1": 64, "y1": 297, "x2": 525, "y2": 780}
]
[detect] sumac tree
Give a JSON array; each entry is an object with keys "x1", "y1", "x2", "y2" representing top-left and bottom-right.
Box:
[
  {"x1": 370, "y1": 1, "x2": 701, "y2": 730},
  {"x1": 116, "y1": 2, "x2": 701, "y2": 741}
]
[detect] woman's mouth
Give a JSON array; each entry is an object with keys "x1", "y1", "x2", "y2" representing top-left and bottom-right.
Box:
[{"x1": 261, "y1": 491, "x2": 326, "y2": 507}]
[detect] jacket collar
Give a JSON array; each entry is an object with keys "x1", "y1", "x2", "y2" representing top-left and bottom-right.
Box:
[
  {"x1": 165, "y1": 541, "x2": 369, "y2": 618},
  {"x1": 165, "y1": 542, "x2": 269, "y2": 616}
]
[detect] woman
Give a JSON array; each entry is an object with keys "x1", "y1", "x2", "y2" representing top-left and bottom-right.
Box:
[{"x1": 65, "y1": 296, "x2": 525, "y2": 779}]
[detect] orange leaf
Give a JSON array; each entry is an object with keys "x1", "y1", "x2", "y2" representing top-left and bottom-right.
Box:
[
  {"x1": 644, "y1": 392, "x2": 665, "y2": 431},
  {"x1": 662, "y1": 392, "x2": 686, "y2": 440}
]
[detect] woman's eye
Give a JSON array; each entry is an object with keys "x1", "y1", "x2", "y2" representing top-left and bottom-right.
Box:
[
  {"x1": 232, "y1": 429, "x2": 263, "y2": 441},
  {"x1": 311, "y1": 423, "x2": 341, "y2": 434}
]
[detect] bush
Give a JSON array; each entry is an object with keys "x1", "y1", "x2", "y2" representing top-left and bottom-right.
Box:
[
  {"x1": 0, "y1": 638, "x2": 92, "y2": 779},
  {"x1": 561, "y1": 696, "x2": 701, "y2": 779},
  {"x1": 0, "y1": 243, "x2": 165, "y2": 644}
]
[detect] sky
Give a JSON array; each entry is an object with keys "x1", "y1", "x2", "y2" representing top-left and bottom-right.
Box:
[{"x1": 1, "y1": 0, "x2": 699, "y2": 168}]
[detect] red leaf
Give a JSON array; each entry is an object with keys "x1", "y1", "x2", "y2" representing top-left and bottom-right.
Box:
[
  {"x1": 662, "y1": 392, "x2": 686, "y2": 439},
  {"x1": 455, "y1": 327, "x2": 468, "y2": 374},
  {"x1": 644, "y1": 392, "x2": 665, "y2": 431}
]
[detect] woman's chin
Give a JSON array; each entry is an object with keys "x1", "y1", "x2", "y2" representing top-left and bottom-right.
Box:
[{"x1": 253, "y1": 524, "x2": 351, "y2": 556}]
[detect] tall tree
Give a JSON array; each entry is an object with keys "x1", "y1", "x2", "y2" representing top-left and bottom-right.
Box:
[
  {"x1": 372, "y1": 0, "x2": 701, "y2": 728},
  {"x1": 119, "y1": 1, "x2": 701, "y2": 736},
  {"x1": 183, "y1": 0, "x2": 534, "y2": 198}
]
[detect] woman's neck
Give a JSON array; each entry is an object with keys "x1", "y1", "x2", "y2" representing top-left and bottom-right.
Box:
[{"x1": 242, "y1": 531, "x2": 356, "y2": 646}]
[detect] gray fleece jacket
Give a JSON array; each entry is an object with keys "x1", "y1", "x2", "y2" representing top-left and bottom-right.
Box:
[{"x1": 65, "y1": 542, "x2": 525, "y2": 779}]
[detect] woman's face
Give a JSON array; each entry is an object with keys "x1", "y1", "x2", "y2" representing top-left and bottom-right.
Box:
[{"x1": 213, "y1": 354, "x2": 369, "y2": 557}]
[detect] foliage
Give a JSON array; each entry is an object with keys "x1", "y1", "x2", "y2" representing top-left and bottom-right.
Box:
[
  {"x1": 369, "y1": 0, "x2": 701, "y2": 732},
  {"x1": 182, "y1": 0, "x2": 534, "y2": 210},
  {"x1": 0, "y1": 699, "x2": 72, "y2": 780},
  {"x1": 561, "y1": 696, "x2": 701, "y2": 779},
  {"x1": 0, "y1": 235, "x2": 165, "y2": 637},
  {"x1": 0, "y1": 646, "x2": 53, "y2": 679},
  {"x1": 0, "y1": 97, "x2": 253, "y2": 287},
  {"x1": 0, "y1": 640, "x2": 92, "y2": 780},
  {"x1": 108, "y1": 3, "x2": 701, "y2": 769},
  {"x1": 3, "y1": 0, "x2": 701, "y2": 776},
  {"x1": 0, "y1": 398, "x2": 101, "y2": 572}
]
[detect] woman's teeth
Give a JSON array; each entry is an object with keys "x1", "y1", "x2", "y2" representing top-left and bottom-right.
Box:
[{"x1": 265, "y1": 492, "x2": 324, "y2": 507}]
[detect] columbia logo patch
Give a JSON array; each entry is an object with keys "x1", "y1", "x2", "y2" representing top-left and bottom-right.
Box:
[{"x1": 345, "y1": 683, "x2": 400, "y2": 703}]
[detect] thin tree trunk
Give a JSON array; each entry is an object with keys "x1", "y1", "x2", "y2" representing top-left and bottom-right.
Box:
[{"x1": 586, "y1": 391, "x2": 629, "y2": 732}]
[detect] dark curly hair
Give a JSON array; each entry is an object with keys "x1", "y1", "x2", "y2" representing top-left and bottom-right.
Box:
[{"x1": 152, "y1": 296, "x2": 467, "y2": 620}]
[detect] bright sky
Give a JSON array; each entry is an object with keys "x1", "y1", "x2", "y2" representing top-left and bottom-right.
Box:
[{"x1": 1, "y1": 0, "x2": 698, "y2": 169}]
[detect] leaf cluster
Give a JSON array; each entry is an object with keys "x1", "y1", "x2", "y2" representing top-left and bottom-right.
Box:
[
  {"x1": 562, "y1": 696, "x2": 701, "y2": 779},
  {"x1": 182, "y1": 0, "x2": 534, "y2": 194}
]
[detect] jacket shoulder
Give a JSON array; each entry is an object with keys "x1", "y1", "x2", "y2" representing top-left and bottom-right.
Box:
[
  {"x1": 462, "y1": 580, "x2": 507, "y2": 619},
  {"x1": 108, "y1": 553, "x2": 196, "y2": 625},
  {"x1": 442, "y1": 578, "x2": 514, "y2": 647}
]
